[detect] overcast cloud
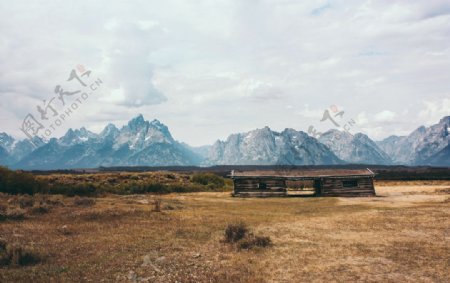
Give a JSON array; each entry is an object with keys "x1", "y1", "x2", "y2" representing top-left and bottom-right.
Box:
[{"x1": 0, "y1": 0, "x2": 449, "y2": 146}]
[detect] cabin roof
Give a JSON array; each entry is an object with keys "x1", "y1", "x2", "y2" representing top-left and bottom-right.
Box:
[{"x1": 230, "y1": 168, "x2": 375, "y2": 179}]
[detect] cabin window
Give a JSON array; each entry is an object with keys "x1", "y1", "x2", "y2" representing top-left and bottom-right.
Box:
[
  {"x1": 258, "y1": 182, "x2": 267, "y2": 190},
  {"x1": 342, "y1": 180, "x2": 358, "y2": 188}
]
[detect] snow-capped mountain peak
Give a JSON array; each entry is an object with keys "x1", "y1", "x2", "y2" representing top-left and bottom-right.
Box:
[
  {"x1": 2, "y1": 115, "x2": 449, "y2": 169},
  {"x1": 206, "y1": 126, "x2": 341, "y2": 165},
  {"x1": 59, "y1": 127, "x2": 97, "y2": 146},
  {"x1": 12, "y1": 115, "x2": 200, "y2": 169},
  {"x1": 127, "y1": 114, "x2": 147, "y2": 131},
  {"x1": 0, "y1": 132, "x2": 15, "y2": 152},
  {"x1": 318, "y1": 130, "x2": 391, "y2": 165},
  {"x1": 100, "y1": 123, "x2": 120, "y2": 139},
  {"x1": 377, "y1": 116, "x2": 450, "y2": 165}
]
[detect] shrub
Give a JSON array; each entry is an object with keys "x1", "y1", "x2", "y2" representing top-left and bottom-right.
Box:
[
  {"x1": 0, "y1": 170, "x2": 229, "y2": 197},
  {"x1": 49, "y1": 183, "x2": 96, "y2": 196},
  {"x1": 224, "y1": 222, "x2": 248, "y2": 243},
  {"x1": 125, "y1": 182, "x2": 167, "y2": 194},
  {"x1": 167, "y1": 184, "x2": 202, "y2": 193},
  {"x1": 223, "y1": 222, "x2": 272, "y2": 250},
  {"x1": 125, "y1": 183, "x2": 207, "y2": 194},
  {"x1": 0, "y1": 167, "x2": 46, "y2": 195},
  {"x1": 0, "y1": 207, "x2": 5, "y2": 221},
  {"x1": 44, "y1": 197, "x2": 64, "y2": 207},
  {"x1": 57, "y1": 225, "x2": 73, "y2": 236},
  {"x1": 192, "y1": 173, "x2": 225, "y2": 188},
  {"x1": 0, "y1": 238, "x2": 6, "y2": 251},
  {"x1": 1, "y1": 208, "x2": 26, "y2": 221},
  {"x1": 152, "y1": 199, "x2": 162, "y2": 212},
  {"x1": 129, "y1": 175, "x2": 140, "y2": 181},
  {"x1": 30, "y1": 204, "x2": 50, "y2": 215},
  {"x1": 238, "y1": 235, "x2": 272, "y2": 250},
  {"x1": 0, "y1": 239, "x2": 7, "y2": 266},
  {"x1": 146, "y1": 183, "x2": 169, "y2": 194},
  {"x1": 73, "y1": 197, "x2": 96, "y2": 207},
  {"x1": 15, "y1": 195, "x2": 34, "y2": 208},
  {"x1": 0, "y1": 242, "x2": 42, "y2": 266},
  {"x1": 166, "y1": 173, "x2": 176, "y2": 180},
  {"x1": 164, "y1": 205, "x2": 174, "y2": 210}
]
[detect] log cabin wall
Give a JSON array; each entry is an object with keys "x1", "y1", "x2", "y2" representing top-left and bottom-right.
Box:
[
  {"x1": 231, "y1": 170, "x2": 376, "y2": 197},
  {"x1": 319, "y1": 177, "x2": 375, "y2": 197},
  {"x1": 233, "y1": 178, "x2": 286, "y2": 193}
]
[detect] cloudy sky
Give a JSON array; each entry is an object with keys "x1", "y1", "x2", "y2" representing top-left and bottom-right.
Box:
[{"x1": 0, "y1": 0, "x2": 449, "y2": 146}]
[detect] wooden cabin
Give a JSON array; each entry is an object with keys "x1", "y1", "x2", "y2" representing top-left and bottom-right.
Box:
[{"x1": 230, "y1": 169, "x2": 376, "y2": 197}]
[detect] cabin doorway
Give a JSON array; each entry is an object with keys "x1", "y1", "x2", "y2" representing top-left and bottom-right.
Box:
[{"x1": 285, "y1": 180, "x2": 315, "y2": 196}]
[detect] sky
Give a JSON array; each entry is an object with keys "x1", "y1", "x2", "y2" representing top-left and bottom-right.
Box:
[{"x1": 0, "y1": 0, "x2": 449, "y2": 146}]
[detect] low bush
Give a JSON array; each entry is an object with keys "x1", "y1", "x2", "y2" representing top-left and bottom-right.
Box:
[
  {"x1": 152, "y1": 199, "x2": 162, "y2": 212},
  {"x1": 0, "y1": 238, "x2": 6, "y2": 251},
  {"x1": 0, "y1": 241, "x2": 43, "y2": 266},
  {"x1": 1, "y1": 194, "x2": 64, "y2": 219},
  {"x1": 0, "y1": 238, "x2": 7, "y2": 266},
  {"x1": 224, "y1": 222, "x2": 249, "y2": 243},
  {"x1": 0, "y1": 208, "x2": 26, "y2": 221},
  {"x1": 57, "y1": 225, "x2": 73, "y2": 236},
  {"x1": 43, "y1": 197, "x2": 64, "y2": 207},
  {"x1": 29, "y1": 204, "x2": 50, "y2": 215},
  {"x1": 165, "y1": 173, "x2": 176, "y2": 179},
  {"x1": 49, "y1": 183, "x2": 96, "y2": 196},
  {"x1": 73, "y1": 197, "x2": 96, "y2": 207},
  {"x1": 0, "y1": 167, "x2": 47, "y2": 195},
  {"x1": 238, "y1": 235, "x2": 272, "y2": 250},
  {"x1": 223, "y1": 222, "x2": 272, "y2": 250},
  {"x1": 129, "y1": 174, "x2": 140, "y2": 181},
  {"x1": 0, "y1": 204, "x2": 6, "y2": 214},
  {"x1": 8, "y1": 195, "x2": 35, "y2": 208},
  {"x1": 1, "y1": 168, "x2": 231, "y2": 197},
  {"x1": 192, "y1": 173, "x2": 225, "y2": 188},
  {"x1": 119, "y1": 182, "x2": 208, "y2": 194}
]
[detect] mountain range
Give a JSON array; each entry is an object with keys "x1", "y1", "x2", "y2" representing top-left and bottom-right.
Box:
[
  {"x1": 205, "y1": 127, "x2": 341, "y2": 165},
  {"x1": 318, "y1": 130, "x2": 392, "y2": 165},
  {"x1": 0, "y1": 115, "x2": 449, "y2": 169},
  {"x1": 376, "y1": 116, "x2": 450, "y2": 166}
]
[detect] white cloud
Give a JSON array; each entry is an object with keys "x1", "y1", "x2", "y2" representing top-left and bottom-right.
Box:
[
  {"x1": 374, "y1": 110, "x2": 397, "y2": 122},
  {"x1": 0, "y1": 0, "x2": 449, "y2": 145},
  {"x1": 297, "y1": 104, "x2": 324, "y2": 119},
  {"x1": 419, "y1": 98, "x2": 450, "y2": 124},
  {"x1": 360, "y1": 126, "x2": 385, "y2": 141},
  {"x1": 356, "y1": 112, "x2": 369, "y2": 126}
]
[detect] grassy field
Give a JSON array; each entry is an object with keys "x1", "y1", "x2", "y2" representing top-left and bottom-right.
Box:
[{"x1": 0, "y1": 179, "x2": 449, "y2": 282}]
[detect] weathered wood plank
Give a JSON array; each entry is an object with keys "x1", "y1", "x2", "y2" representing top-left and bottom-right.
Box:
[{"x1": 233, "y1": 175, "x2": 376, "y2": 197}]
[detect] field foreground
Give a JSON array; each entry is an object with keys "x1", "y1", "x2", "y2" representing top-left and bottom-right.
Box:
[{"x1": 1, "y1": 181, "x2": 449, "y2": 282}]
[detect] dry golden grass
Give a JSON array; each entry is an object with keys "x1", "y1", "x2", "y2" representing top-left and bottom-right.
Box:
[
  {"x1": 35, "y1": 171, "x2": 233, "y2": 195},
  {"x1": 0, "y1": 180, "x2": 449, "y2": 282},
  {"x1": 37, "y1": 171, "x2": 193, "y2": 187},
  {"x1": 375, "y1": 180, "x2": 450, "y2": 186}
]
